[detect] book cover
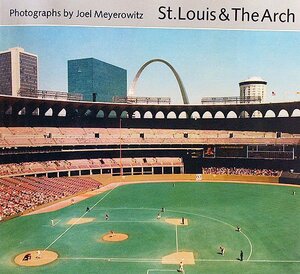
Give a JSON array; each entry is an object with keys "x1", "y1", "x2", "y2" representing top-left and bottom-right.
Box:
[{"x1": 0, "y1": 1, "x2": 299, "y2": 273}]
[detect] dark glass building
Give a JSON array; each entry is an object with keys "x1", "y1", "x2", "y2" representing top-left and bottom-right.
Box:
[
  {"x1": 0, "y1": 47, "x2": 38, "y2": 96},
  {"x1": 68, "y1": 58, "x2": 127, "y2": 102},
  {"x1": 0, "y1": 52, "x2": 12, "y2": 96}
]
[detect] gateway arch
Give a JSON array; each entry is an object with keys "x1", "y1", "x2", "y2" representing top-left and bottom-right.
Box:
[{"x1": 128, "y1": 59, "x2": 190, "y2": 104}]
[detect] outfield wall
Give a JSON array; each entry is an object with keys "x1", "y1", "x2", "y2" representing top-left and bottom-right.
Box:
[
  {"x1": 90, "y1": 173, "x2": 279, "y2": 185},
  {"x1": 202, "y1": 174, "x2": 279, "y2": 183},
  {"x1": 90, "y1": 174, "x2": 197, "y2": 185}
]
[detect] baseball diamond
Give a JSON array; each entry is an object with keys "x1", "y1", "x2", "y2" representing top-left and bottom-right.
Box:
[{"x1": 0, "y1": 181, "x2": 299, "y2": 273}]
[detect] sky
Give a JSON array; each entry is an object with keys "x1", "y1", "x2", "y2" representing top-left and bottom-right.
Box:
[{"x1": 1, "y1": 26, "x2": 300, "y2": 104}]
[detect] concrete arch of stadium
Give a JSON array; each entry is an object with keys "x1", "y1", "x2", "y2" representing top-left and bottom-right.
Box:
[{"x1": 0, "y1": 96, "x2": 299, "y2": 120}]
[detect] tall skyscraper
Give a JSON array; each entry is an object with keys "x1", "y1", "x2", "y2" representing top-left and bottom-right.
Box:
[
  {"x1": 68, "y1": 58, "x2": 127, "y2": 102},
  {"x1": 239, "y1": 76, "x2": 267, "y2": 117},
  {"x1": 0, "y1": 47, "x2": 38, "y2": 96}
]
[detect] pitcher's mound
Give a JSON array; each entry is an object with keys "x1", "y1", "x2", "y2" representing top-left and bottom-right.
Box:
[
  {"x1": 165, "y1": 218, "x2": 189, "y2": 226},
  {"x1": 14, "y1": 250, "x2": 58, "y2": 266},
  {"x1": 102, "y1": 232, "x2": 128, "y2": 242},
  {"x1": 162, "y1": 251, "x2": 195, "y2": 265},
  {"x1": 67, "y1": 218, "x2": 95, "y2": 225}
]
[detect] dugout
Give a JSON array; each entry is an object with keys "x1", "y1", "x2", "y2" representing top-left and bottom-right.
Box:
[{"x1": 279, "y1": 171, "x2": 300, "y2": 185}]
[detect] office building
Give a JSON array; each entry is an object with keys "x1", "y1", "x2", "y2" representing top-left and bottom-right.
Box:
[
  {"x1": 239, "y1": 76, "x2": 267, "y2": 100},
  {"x1": 68, "y1": 58, "x2": 127, "y2": 102},
  {"x1": 239, "y1": 76, "x2": 267, "y2": 117},
  {"x1": 0, "y1": 47, "x2": 38, "y2": 96}
]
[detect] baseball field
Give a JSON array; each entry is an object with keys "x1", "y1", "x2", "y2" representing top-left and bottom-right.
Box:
[{"x1": 0, "y1": 181, "x2": 299, "y2": 274}]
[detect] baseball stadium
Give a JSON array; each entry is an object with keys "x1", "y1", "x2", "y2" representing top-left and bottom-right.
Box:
[{"x1": 0, "y1": 92, "x2": 299, "y2": 274}]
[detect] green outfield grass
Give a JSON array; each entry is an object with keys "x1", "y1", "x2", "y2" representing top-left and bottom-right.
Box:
[{"x1": 0, "y1": 182, "x2": 299, "y2": 274}]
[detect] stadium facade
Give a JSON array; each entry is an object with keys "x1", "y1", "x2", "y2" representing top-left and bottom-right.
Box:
[
  {"x1": 0, "y1": 47, "x2": 38, "y2": 96},
  {"x1": 0, "y1": 95, "x2": 299, "y2": 176},
  {"x1": 68, "y1": 58, "x2": 127, "y2": 102}
]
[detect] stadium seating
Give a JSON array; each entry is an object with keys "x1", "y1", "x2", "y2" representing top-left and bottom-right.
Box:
[
  {"x1": 203, "y1": 167, "x2": 282, "y2": 176},
  {"x1": 0, "y1": 177, "x2": 101, "y2": 218},
  {"x1": 0, "y1": 127, "x2": 299, "y2": 148},
  {"x1": 0, "y1": 157, "x2": 183, "y2": 177}
]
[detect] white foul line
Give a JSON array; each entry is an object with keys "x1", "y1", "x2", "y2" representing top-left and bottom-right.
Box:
[
  {"x1": 43, "y1": 186, "x2": 117, "y2": 252},
  {"x1": 175, "y1": 225, "x2": 179, "y2": 253}
]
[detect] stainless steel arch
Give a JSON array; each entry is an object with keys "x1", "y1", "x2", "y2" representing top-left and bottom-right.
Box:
[{"x1": 128, "y1": 59, "x2": 190, "y2": 104}]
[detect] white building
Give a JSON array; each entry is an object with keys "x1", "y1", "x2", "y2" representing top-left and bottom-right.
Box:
[{"x1": 239, "y1": 76, "x2": 267, "y2": 117}]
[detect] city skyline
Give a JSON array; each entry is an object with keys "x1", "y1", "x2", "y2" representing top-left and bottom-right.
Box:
[{"x1": 1, "y1": 26, "x2": 300, "y2": 104}]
